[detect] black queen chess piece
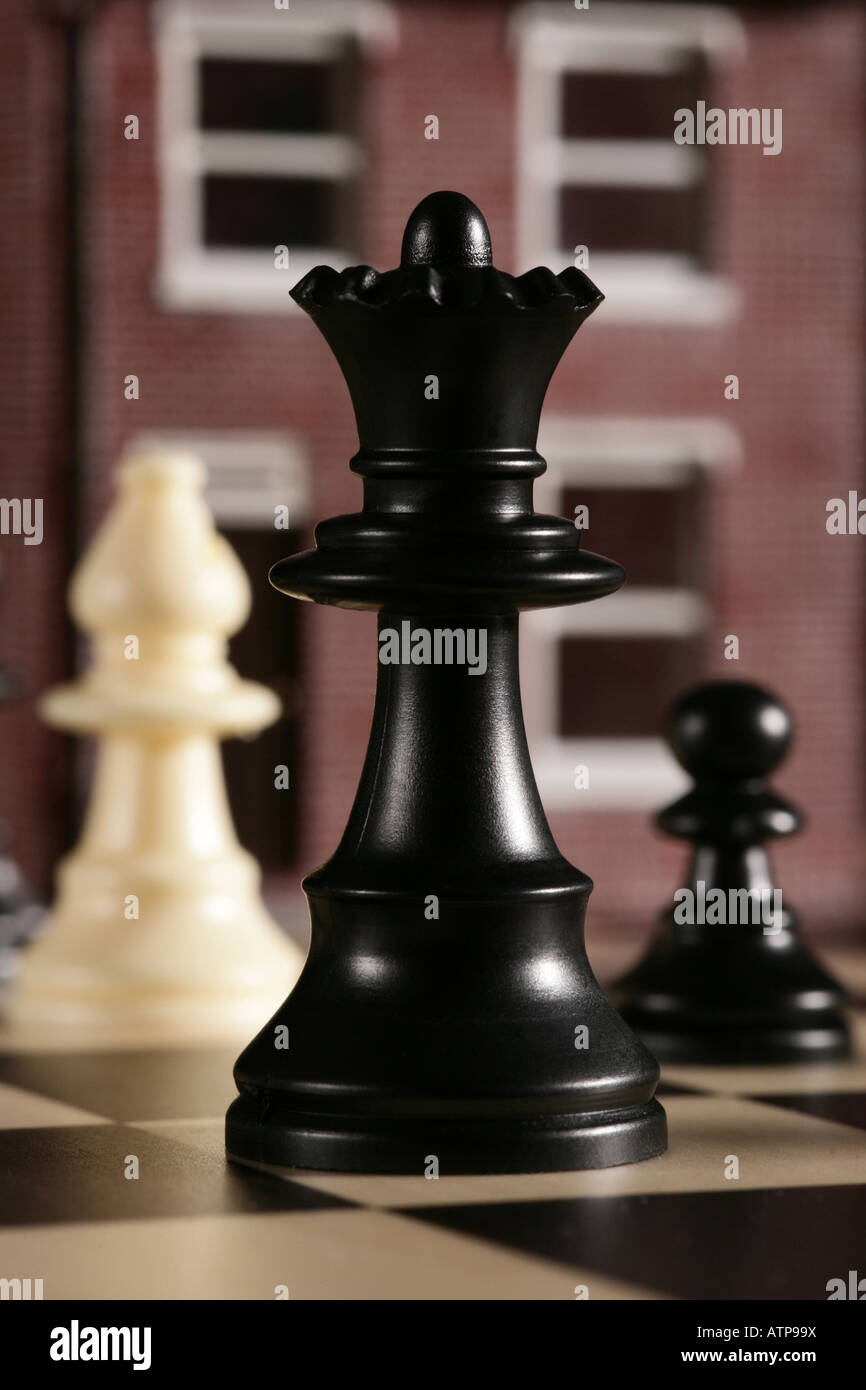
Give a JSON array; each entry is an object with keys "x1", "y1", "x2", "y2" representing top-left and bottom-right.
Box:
[
  {"x1": 613, "y1": 681, "x2": 850, "y2": 1063},
  {"x1": 226, "y1": 192, "x2": 667, "y2": 1173}
]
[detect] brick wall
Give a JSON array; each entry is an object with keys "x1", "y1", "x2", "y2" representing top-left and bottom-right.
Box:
[
  {"x1": 0, "y1": 2, "x2": 74, "y2": 898},
  {"x1": 3, "y1": 0, "x2": 864, "y2": 940}
]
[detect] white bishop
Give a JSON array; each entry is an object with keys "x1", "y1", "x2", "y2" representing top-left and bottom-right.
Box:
[{"x1": 9, "y1": 451, "x2": 304, "y2": 1041}]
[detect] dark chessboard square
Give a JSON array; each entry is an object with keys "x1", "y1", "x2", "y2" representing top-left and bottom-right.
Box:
[
  {"x1": 752, "y1": 1091, "x2": 866, "y2": 1133},
  {"x1": 402, "y1": 1186, "x2": 866, "y2": 1301},
  {"x1": 0, "y1": 1048, "x2": 237, "y2": 1121},
  {"x1": 0, "y1": 1125, "x2": 353, "y2": 1227}
]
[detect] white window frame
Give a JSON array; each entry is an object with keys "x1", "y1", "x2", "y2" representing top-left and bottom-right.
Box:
[
  {"x1": 510, "y1": 2, "x2": 746, "y2": 324},
  {"x1": 126, "y1": 430, "x2": 312, "y2": 530},
  {"x1": 521, "y1": 418, "x2": 741, "y2": 808},
  {"x1": 153, "y1": 0, "x2": 397, "y2": 313}
]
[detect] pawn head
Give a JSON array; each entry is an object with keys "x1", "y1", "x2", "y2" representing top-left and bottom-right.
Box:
[{"x1": 666, "y1": 681, "x2": 792, "y2": 782}]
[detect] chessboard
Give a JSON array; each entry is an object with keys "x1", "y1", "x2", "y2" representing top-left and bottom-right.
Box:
[{"x1": 1, "y1": 946, "x2": 865, "y2": 1303}]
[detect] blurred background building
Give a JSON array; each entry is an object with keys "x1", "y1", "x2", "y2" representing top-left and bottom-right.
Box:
[{"x1": 1, "y1": 0, "x2": 864, "y2": 946}]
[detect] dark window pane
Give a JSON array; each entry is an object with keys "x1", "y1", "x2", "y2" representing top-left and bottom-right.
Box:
[
  {"x1": 561, "y1": 479, "x2": 706, "y2": 588},
  {"x1": 561, "y1": 60, "x2": 707, "y2": 140},
  {"x1": 559, "y1": 636, "x2": 703, "y2": 738},
  {"x1": 200, "y1": 58, "x2": 347, "y2": 134},
  {"x1": 560, "y1": 183, "x2": 704, "y2": 258},
  {"x1": 203, "y1": 175, "x2": 338, "y2": 248},
  {"x1": 223, "y1": 528, "x2": 301, "y2": 871}
]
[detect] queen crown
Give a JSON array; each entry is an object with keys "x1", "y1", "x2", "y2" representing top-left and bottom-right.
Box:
[
  {"x1": 292, "y1": 191, "x2": 603, "y2": 451},
  {"x1": 272, "y1": 191, "x2": 622, "y2": 613}
]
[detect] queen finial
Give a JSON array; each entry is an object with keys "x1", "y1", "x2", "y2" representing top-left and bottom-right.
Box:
[{"x1": 400, "y1": 191, "x2": 493, "y2": 272}]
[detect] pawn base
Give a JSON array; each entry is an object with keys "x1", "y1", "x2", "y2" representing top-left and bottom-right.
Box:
[
  {"x1": 618, "y1": 1021, "x2": 849, "y2": 1067},
  {"x1": 612, "y1": 921, "x2": 851, "y2": 1065}
]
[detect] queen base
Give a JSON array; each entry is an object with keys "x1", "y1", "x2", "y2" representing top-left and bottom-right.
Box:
[
  {"x1": 226, "y1": 886, "x2": 667, "y2": 1175},
  {"x1": 226, "y1": 1098, "x2": 666, "y2": 1175}
]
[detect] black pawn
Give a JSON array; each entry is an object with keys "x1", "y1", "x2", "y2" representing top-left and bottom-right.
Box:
[
  {"x1": 225, "y1": 191, "x2": 666, "y2": 1174},
  {"x1": 613, "y1": 681, "x2": 850, "y2": 1063}
]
